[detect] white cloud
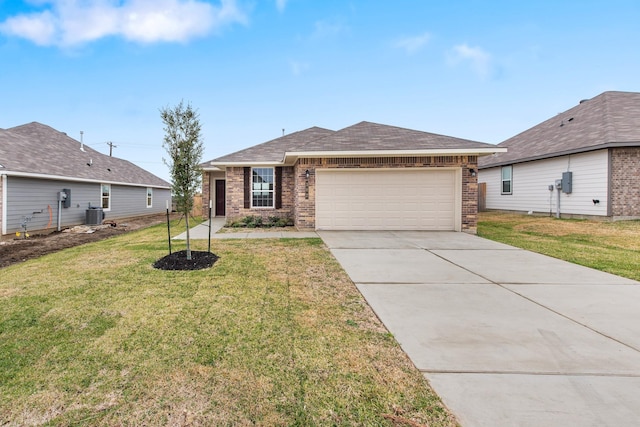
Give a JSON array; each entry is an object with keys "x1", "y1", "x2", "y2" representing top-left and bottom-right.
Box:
[
  {"x1": 289, "y1": 59, "x2": 309, "y2": 76},
  {"x1": 448, "y1": 43, "x2": 492, "y2": 78},
  {"x1": 394, "y1": 32, "x2": 430, "y2": 54},
  {"x1": 0, "y1": 10, "x2": 58, "y2": 45},
  {"x1": 0, "y1": 0, "x2": 248, "y2": 47},
  {"x1": 311, "y1": 19, "x2": 346, "y2": 39},
  {"x1": 275, "y1": 0, "x2": 287, "y2": 13}
]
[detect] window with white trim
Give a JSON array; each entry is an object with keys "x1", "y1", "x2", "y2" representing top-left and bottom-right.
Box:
[
  {"x1": 252, "y1": 167, "x2": 274, "y2": 207},
  {"x1": 501, "y1": 166, "x2": 512, "y2": 195},
  {"x1": 146, "y1": 187, "x2": 153, "y2": 208},
  {"x1": 101, "y1": 184, "x2": 111, "y2": 210}
]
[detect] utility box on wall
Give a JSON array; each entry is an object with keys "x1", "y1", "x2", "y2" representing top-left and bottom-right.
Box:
[
  {"x1": 562, "y1": 172, "x2": 572, "y2": 194},
  {"x1": 62, "y1": 188, "x2": 71, "y2": 208}
]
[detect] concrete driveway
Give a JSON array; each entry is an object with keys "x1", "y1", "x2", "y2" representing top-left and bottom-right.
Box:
[{"x1": 319, "y1": 230, "x2": 640, "y2": 427}]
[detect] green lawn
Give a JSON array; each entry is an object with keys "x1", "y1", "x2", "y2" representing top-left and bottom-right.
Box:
[
  {"x1": 0, "y1": 221, "x2": 456, "y2": 426},
  {"x1": 478, "y1": 211, "x2": 640, "y2": 281}
]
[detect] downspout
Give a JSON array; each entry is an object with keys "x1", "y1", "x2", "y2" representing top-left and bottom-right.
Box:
[{"x1": 1, "y1": 174, "x2": 7, "y2": 236}]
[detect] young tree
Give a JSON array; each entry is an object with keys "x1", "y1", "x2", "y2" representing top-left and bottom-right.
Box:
[{"x1": 161, "y1": 101, "x2": 204, "y2": 260}]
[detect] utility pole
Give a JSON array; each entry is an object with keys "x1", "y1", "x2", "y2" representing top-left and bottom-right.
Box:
[{"x1": 106, "y1": 141, "x2": 117, "y2": 156}]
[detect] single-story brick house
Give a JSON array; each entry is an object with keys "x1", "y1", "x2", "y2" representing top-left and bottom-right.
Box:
[
  {"x1": 478, "y1": 91, "x2": 640, "y2": 220},
  {"x1": 201, "y1": 121, "x2": 505, "y2": 233},
  {"x1": 0, "y1": 122, "x2": 171, "y2": 236}
]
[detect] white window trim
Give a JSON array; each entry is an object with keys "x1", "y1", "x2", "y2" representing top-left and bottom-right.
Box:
[
  {"x1": 251, "y1": 167, "x2": 275, "y2": 209},
  {"x1": 101, "y1": 183, "x2": 111, "y2": 211},
  {"x1": 146, "y1": 187, "x2": 153, "y2": 208},
  {"x1": 501, "y1": 165, "x2": 513, "y2": 195}
]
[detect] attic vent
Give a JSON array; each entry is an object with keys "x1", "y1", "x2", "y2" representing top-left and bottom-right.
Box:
[
  {"x1": 560, "y1": 117, "x2": 574, "y2": 127},
  {"x1": 579, "y1": 99, "x2": 590, "y2": 104}
]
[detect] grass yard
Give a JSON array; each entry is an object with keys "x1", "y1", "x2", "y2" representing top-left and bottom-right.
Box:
[
  {"x1": 478, "y1": 211, "x2": 640, "y2": 281},
  {"x1": 0, "y1": 221, "x2": 456, "y2": 427}
]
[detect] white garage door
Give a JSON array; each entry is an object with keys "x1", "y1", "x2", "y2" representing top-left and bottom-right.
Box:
[{"x1": 316, "y1": 169, "x2": 460, "y2": 231}]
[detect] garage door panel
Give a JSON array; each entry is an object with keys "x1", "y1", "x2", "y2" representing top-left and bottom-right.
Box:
[{"x1": 316, "y1": 169, "x2": 458, "y2": 231}]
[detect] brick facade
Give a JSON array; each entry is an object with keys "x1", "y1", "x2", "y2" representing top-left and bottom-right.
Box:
[
  {"x1": 610, "y1": 147, "x2": 640, "y2": 218},
  {"x1": 214, "y1": 156, "x2": 479, "y2": 232},
  {"x1": 222, "y1": 166, "x2": 295, "y2": 223}
]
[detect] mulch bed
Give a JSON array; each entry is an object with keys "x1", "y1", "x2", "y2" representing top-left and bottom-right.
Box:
[{"x1": 153, "y1": 250, "x2": 219, "y2": 271}]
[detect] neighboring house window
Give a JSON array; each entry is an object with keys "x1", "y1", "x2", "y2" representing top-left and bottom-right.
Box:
[
  {"x1": 146, "y1": 188, "x2": 153, "y2": 208},
  {"x1": 101, "y1": 184, "x2": 111, "y2": 210},
  {"x1": 252, "y1": 167, "x2": 274, "y2": 207},
  {"x1": 501, "y1": 166, "x2": 513, "y2": 194}
]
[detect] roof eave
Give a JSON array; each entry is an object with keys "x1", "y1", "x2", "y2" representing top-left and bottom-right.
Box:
[
  {"x1": 201, "y1": 164, "x2": 224, "y2": 172},
  {"x1": 210, "y1": 148, "x2": 506, "y2": 168},
  {"x1": 285, "y1": 148, "x2": 505, "y2": 159}
]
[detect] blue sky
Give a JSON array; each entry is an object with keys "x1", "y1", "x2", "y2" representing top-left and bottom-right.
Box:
[{"x1": 1, "y1": 0, "x2": 639, "y2": 182}]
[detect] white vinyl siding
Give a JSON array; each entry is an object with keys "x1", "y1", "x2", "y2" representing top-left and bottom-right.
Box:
[
  {"x1": 316, "y1": 168, "x2": 461, "y2": 231},
  {"x1": 479, "y1": 150, "x2": 609, "y2": 216}
]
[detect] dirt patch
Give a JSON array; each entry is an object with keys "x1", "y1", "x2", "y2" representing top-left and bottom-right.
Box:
[{"x1": 0, "y1": 214, "x2": 170, "y2": 269}]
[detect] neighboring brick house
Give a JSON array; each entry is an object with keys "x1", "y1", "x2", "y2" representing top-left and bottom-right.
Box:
[
  {"x1": 201, "y1": 121, "x2": 504, "y2": 233},
  {"x1": 478, "y1": 91, "x2": 640, "y2": 220},
  {"x1": 0, "y1": 122, "x2": 171, "y2": 236}
]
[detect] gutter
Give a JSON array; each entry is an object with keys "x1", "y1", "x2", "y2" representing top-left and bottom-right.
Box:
[
  {"x1": 479, "y1": 141, "x2": 640, "y2": 169},
  {"x1": 2, "y1": 170, "x2": 171, "y2": 190}
]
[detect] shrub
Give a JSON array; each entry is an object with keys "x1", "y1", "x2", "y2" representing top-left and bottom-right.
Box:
[{"x1": 229, "y1": 216, "x2": 293, "y2": 228}]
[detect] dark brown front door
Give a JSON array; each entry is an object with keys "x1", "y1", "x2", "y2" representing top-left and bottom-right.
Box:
[{"x1": 215, "y1": 180, "x2": 226, "y2": 216}]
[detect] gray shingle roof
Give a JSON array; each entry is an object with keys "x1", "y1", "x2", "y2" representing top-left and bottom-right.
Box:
[
  {"x1": 0, "y1": 122, "x2": 170, "y2": 188},
  {"x1": 294, "y1": 121, "x2": 496, "y2": 152},
  {"x1": 479, "y1": 91, "x2": 640, "y2": 169},
  {"x1": 204, "y1": 127, "x2": 335, "y2": 165},
  {"x1": 205, "y1": 121, "x2": 499, "y2": 166}
]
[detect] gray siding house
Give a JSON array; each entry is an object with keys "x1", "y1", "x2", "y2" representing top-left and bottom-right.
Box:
[
  {"x1": 0, "y1": 122, "x2": 171, "y2": 236},
  {"x1": 479, "y1": 91, "x2": 640, "y2": 219}
]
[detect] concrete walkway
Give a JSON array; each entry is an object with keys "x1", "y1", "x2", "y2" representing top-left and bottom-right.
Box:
[
  {"x1": 319, "y1": 230, "x2": 640, "y2": 427},
  {"x1": 172, "y1": 218, "x2": 319, "y2": 239}
]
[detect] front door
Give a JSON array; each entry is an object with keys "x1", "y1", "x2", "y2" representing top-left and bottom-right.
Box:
[{"x1": 215, "y1": 179, "x2": 226, "y2": 216}]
